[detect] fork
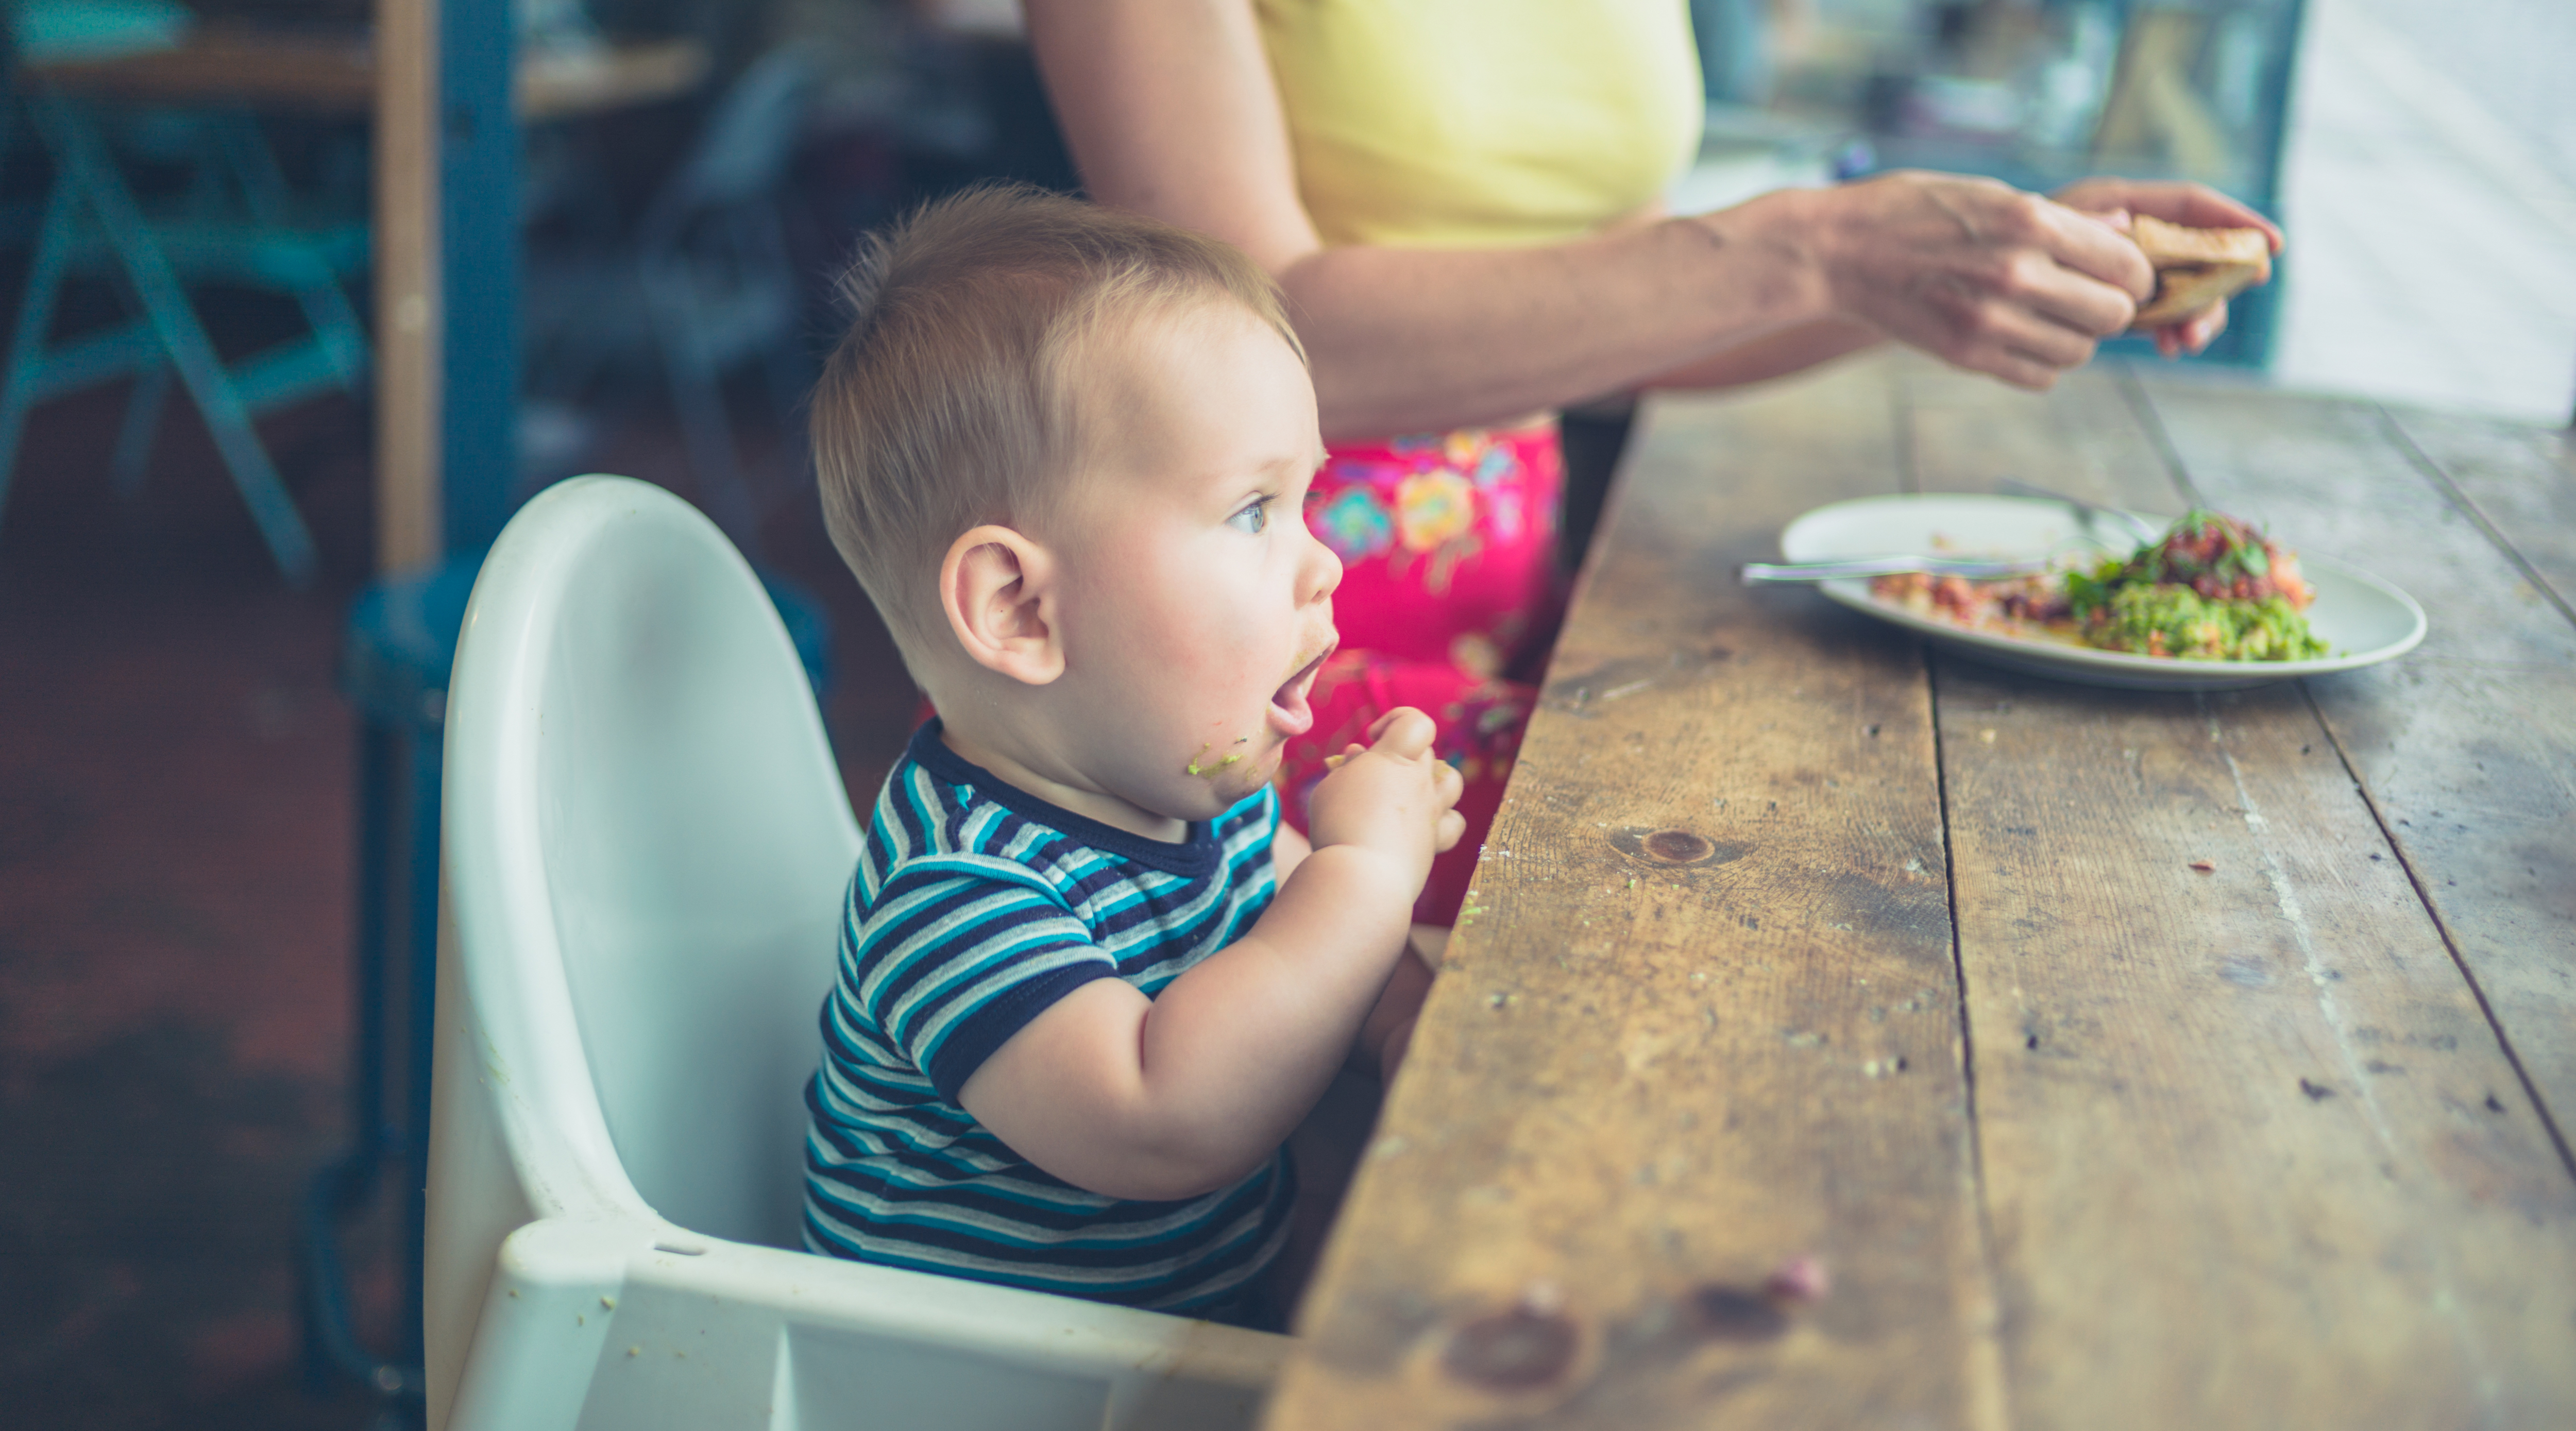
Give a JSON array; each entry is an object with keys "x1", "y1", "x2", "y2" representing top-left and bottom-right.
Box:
[{"x1": 1996, "y1": 478, "x2": 2162, "y2": 546}]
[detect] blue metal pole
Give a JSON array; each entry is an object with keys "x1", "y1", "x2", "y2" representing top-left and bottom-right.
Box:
[{"x1": 440, "y1": 0, "x2": 517, "y2": 555}]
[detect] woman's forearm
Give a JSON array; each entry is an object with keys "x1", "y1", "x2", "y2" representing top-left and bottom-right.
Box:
[{"x1": 1280, "y1": 194, "x2": 1837, "y2": 441}]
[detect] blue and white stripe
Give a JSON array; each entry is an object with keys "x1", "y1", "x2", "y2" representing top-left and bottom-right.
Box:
[{"x1": 802, "y1": 722, "x2": 1292, "y2": 1312}]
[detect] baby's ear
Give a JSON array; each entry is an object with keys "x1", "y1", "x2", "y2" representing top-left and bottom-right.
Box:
[{"x1": 940, "y1": 524, "x2": 1064, "y2": 685}]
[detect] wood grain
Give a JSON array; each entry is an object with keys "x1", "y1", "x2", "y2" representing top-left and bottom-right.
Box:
[
  {"x1": 1936, "y1": 670, "x2": 2576, "y2": 1427},
  {"x1": 2134, "y1": 383, "x2": 2576, "y2": 1133},
  {"x1": 2381, "y1": 408, "x2": 2576, "y2": 626},
  {"x1": 1908, "y1": 373, "x2": 2576, "y2": 1426},
  {"x1": 1893, "y1": 354, "x2": 2181, "y2": 513},
  {"x1": 1264, "y1": 356, "x2": 2003, "y2": 1430}
]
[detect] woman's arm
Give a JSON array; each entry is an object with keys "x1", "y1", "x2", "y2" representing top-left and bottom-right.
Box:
[{"x1": 1025, "y1": 0, "x2": 2159, "y2": 436}]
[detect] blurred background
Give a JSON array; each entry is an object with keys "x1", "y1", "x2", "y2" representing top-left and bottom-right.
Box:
[{"x1": 1, "y1": 1, "x2": 2568, "y2": 1426}]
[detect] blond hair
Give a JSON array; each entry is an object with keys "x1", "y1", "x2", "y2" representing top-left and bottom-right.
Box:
[{"x1": 811, "y1": 183, "x2": 1300, "y2": 667}]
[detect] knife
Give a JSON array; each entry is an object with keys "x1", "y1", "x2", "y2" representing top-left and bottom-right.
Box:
[{"x1": 1741, "y1": 555, "x2": 2055, "y2": 584}]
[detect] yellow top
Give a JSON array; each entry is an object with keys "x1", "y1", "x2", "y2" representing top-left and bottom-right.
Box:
[{"x1": 1255, "y1": 0, "x2": 1705, "y2": 249}]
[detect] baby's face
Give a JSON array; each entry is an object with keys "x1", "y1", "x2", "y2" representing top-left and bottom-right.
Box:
[{"x1": 1047, "y1": 302, "x2": 1340, "y2": 821}]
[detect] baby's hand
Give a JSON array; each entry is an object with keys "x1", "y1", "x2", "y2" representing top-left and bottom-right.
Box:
[{"x1": 1306, "y1": 708, "x2": 1466, "y2": 881}]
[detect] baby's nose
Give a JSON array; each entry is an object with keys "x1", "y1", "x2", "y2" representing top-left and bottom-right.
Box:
[{"x1": 1299, "y1": 531, "x2": 1343, "y2": 605}]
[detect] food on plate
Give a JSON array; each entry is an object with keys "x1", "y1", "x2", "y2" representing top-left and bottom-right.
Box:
[
  {"x1": 2128, "y1": 215, "x2": 2273, "y2": 328},
  {"x1": 2069, "y1": 509, "x2": 2326, "y2": 660},
  {"x1": 1871, "y1": 508, "x2": 2330, "y2": 662}
]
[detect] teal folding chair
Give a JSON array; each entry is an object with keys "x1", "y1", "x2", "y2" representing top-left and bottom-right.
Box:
[{"x1": 0, "y1": 84, "x2": 368, "y2": 585}]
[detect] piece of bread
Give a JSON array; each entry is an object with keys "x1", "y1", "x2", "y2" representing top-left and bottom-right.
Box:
[{"x1": 2129, "y1": 214, "x2": 2273, "y2": 328}]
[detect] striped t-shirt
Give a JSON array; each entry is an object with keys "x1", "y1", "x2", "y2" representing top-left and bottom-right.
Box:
[{"x1": 801, "y1": 721, "x2": 1295, "y2": 1313}]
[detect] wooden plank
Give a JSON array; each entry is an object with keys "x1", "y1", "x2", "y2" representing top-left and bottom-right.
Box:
[
  {"x1": 2381, "y1": 407, "x2": 2576, "y2": 627},
  {"x1": 1936, "y1": 673, "x2": 2576, "y2": 1426},
  {"x1": 1265, "y1": 354, "x2": 2003, "y2": 1430},
  {"x1": 28, "y1": 26, "x2": 706, "y2": 123},
  {"x1": 30, "y1": 25, "x2": 377, "y2": 114},
  {"x1": 1906, "y1": 376, "x2": 2576, "y2": 1425},
  {"x1": 2133, "y1": 380, "x2": 2576, "y2": 1139},
  {"x1": 1892, "y1": 353, "x2": 2184, "y2": 513},
  {"x1": 375, "y1": 0, "x2": 442, "y2": 574}
]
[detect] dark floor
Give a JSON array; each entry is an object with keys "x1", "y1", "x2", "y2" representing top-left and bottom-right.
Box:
[{"x1": 0, "y1": 370, "x2": 919, "y2": 1426}]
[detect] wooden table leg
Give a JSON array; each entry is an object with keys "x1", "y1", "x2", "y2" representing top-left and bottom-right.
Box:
[{"x1": 375, "y1": 0, "x2": 439, "y2": 574}]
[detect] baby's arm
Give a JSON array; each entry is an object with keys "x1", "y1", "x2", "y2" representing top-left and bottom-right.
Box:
[
  {"x1": 958, "y1": 709, "x2": 1462, "y2": 1201},
  {"x1": 1270, "y1": 821, "x2": 1433, "y2": 1079}
]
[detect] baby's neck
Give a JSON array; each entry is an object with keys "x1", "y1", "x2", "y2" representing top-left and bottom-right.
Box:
[{"x1": 936, "y1": 719, "x2": 1190, "y2": 844}]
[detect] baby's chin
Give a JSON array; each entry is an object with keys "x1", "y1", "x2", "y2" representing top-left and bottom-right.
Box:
[
  {"x1": 1156, "y1": 749, "x2": 1280, "y2": 819},
  {"x1": 1195, "y1": 765, "x2": 1277, "y2": 812}
]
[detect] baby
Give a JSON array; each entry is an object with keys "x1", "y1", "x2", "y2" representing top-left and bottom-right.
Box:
[{"x1": 799, "y1": 185, "x2": 1463, "y2": 1324}]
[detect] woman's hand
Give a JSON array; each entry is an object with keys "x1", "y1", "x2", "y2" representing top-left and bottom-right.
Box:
[
  {"x1": 1305, "y1": 708, "x2": 1466, "y2": 885},
  {"x1": 2051, "y1": 176, "x2": 2282, "y2": 244},
  {"x1": 2053, "y1": 177, "x2": 2285, "y2": 359},
  {"x1": 1786, "y1": 171, "x2": 2153, "y2": 390}
]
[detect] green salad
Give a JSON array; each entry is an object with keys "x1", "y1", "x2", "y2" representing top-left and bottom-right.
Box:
[{"x1": 2065, "y1": 509, "x2": 2328, "y2": 661}]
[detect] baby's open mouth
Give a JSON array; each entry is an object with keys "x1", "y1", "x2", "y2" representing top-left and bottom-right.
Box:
[{"x1": 1268, "y1": 645, "x2": 1332, "y2": 737}]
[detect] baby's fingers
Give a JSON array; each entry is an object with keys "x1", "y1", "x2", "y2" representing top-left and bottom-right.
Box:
[
  {"x1": 1433, "y1": 808, "x2": 1466, "y2": 854},
  {"x1": 1368, "y1": 706, "x2": 1438, "y2": 759},
  {"x1": 1432, "y1": 757, "x2": 1465, "y2": 808}
]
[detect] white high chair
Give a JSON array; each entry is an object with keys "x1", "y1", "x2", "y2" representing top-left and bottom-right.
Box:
[{"x1": 426, "y1": 476, "x2": 1289, "y2": 1430}]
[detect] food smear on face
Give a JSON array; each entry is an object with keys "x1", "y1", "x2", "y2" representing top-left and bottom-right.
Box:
[
  {"x1": 1183, "y1": 737, "x2": 1256, "y2": 778},
  {"x1": 1871, "y1": 508, "x2": 2329, "y2": 662}
]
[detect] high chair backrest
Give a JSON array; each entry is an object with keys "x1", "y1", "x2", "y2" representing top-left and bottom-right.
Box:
[
  {"x1": 443, "y1": 475, "x2": 858, "y2": 1242},
  {"x1": 428, "y1": 477, "x2": 1284, "y2": 1431}
]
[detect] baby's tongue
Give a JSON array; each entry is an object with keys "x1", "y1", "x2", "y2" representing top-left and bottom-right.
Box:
[
  {"x1": 1272, "y1": 670, "x2": 1308, "y2": 723},
  {"x1": 1270, "y1": 653, "x2": 1324, "y2": 733}
]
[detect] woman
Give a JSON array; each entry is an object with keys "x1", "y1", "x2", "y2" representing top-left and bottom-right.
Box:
[{"x1": 1024, "y1": 0, "x2": 2280, "y2": 922}]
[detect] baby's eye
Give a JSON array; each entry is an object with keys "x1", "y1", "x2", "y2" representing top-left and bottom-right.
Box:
[{"x1": 1227, "y1": 498, "x2": 1272, "y2": 535}]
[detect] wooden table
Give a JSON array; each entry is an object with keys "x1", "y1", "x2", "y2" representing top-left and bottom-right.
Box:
[{"x1": 1264, "y1": 352, "x2": 2576, "y2": 1429}]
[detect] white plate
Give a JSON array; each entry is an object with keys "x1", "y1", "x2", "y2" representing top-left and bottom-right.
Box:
[{"x1": 1777, "y1": 495, "x2": 2428, "y2": 690}]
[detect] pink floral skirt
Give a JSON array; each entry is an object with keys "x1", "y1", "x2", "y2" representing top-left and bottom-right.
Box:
[{"x1": 1278, "y1": 421, "x2": 1563, "y2": 924}]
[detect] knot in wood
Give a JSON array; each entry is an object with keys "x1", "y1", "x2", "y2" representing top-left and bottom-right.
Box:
[
  {"x1": 1441, "y1": 1307, "x2": 1579, "y2": 1390},
  {"x1": 1645, "y1": 829, "x2": 1715, "y2": 863},
  {"x1": 1608, "y1": 825, "x2": 1749, "y2": 869},
  {"x1": 1687, "y1": 1285, "x2": 1790, "y2": 1341}
]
